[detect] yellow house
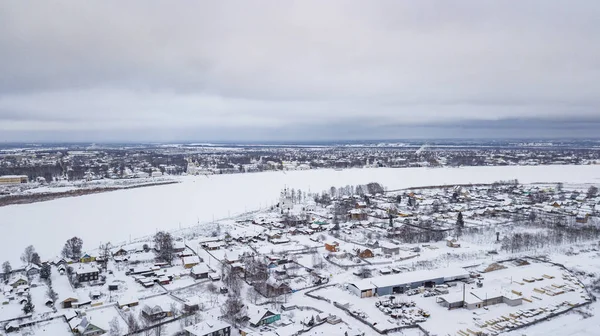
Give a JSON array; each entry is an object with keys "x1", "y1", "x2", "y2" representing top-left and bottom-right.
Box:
[
  {"x1": 10, "y1": 276, "x2": 28, "y2": 288},
  {"x1": 80, "y1": 254, "x2": 96, "y2": 263},
  {"x1": 0, "y1": 175, "x2": 28, "y2": 184}
]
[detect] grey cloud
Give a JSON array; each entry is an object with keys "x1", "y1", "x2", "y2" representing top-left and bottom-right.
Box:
[{"x1": 0, "y1": 1, "x2": 599, "y2": 141}]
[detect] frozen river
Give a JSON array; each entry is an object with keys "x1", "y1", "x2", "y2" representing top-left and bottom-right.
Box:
[{"x1": 1, "y1": 165, "x2": 599, "y2": 265}]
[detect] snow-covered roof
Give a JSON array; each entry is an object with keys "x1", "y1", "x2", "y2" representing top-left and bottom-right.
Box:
[
  {"x1": 190, "y1": 263, "x2": 210, "y2": 274},
  {"x1": 247, "y1": 308, "x2": 278, "y2": 326},
  {"x1": 185, "y1": 320, "x2": 231, "y2": 335},
  {"x1": 74, "y1": 264, "x2": 98, "y2": 275},
  {"x1": 9, "y1": 274, "x2": 28, "y2": 284},
  {"x1": 351, "y1": 267, "x2": 469, "y2": 291},
  {"x1": 182, "y1": 256, "x2": 200, "y2": 265}
]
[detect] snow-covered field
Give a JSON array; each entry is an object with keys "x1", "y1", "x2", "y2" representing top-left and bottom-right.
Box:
[{"x1": 1, "y1": 165, "x2": 599, "y2": 264}]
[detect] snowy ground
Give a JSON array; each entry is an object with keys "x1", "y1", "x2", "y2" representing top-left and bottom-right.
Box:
[{"x1": 1, "y1": 165, "x2": 599, "y2": 265}]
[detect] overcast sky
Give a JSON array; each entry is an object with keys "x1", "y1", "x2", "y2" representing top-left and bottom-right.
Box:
[{"x1": 1, "y1": 1, "x2": 599, "y2": 142}]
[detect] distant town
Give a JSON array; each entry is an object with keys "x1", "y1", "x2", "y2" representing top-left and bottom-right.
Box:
[{"x1": 2, "y1": 140, "x2": 600, "y2": 206}]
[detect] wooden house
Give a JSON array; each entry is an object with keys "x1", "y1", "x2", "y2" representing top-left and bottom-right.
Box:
[
  {"x1": 182, "y1": 256, "x2": 201, "y2": 269},
  {"x1": 325, "y1": 241, "x2": 339, "y2": 252},
  {"x1": 356, "y1": 249, "x2": 374, "y2": 259},
  {"x1": 247, "y1": 308, "x2": 281, "y2": 327}
]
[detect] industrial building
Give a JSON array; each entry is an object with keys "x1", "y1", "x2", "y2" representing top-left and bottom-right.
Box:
[
  {"x1": 437, "y1": 288, "x2": 523, "y2": 310},
  {"x1": 348, "y1": 267, "x2": 469, "y2": 298}
]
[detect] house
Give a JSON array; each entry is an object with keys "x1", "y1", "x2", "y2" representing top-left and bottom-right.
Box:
[
  {"x1": 185, "y1": 320, "x2": 231, "y2": 336},
  {"x1": 265, "y1": 276, "x2": 292, "y2": 296},
  {"x1": 9, "y1": 275, "x2": 28, "y2": 288},
  {"x1": 184, "y1": 299, "x2": 201, "y2": 313},
  {"x1": 325, "y1": 241, "x2": 339, "y2": 252},
  {"x1": 118, "y1": 297, "x2": 139, "y2": 309},
  {"x1": 142, "y1": 304, "x2": 173, "y2": 321},
  {"x1": 183, "y1": 256, "x2": 201, "y2": 269},
  {"x1": 365, "y1": 240, "x2": 380, "y2": 248},
  {"x1": 15, "y1": 285, "x2": 30, "y2": 296},
  {"x1": 52, "y1": 258, "x2": 68, "y2": 267},
  {"x1": 69, "y1": 316, "x2": 105, "y2": 336},
  {"x1": 0, "y1": 175, "x2": 28, "y2": 184},
  {"x1": 61, "y1": 296, "x2": 79, "y2": 309},
  {"x1": 205, "y1": 242, "x2": 224, "y2": 251},
  {"x1": 247, "y1": 308, "x2": 281, "y2": 327},
  {"x1": 173, "y1": 241, "x2": 187, "y2": 253},
  {"x1": 90, "y1": 290, "x2": 102, "y2": 300},
  {"x1": 380, "y1": 242, "x2": 400, "y2": 255},
  {"x1": 112, "y1": 248, "x2": 128, "y2": 256},
  {"x1": 157, "y1": 275, "x2": 171, "y2": 285},
  {"x1": 79, "y1": 253, "x2": 96, "y2": 263},
  {"x1": 4, "y1": 321, "x2": 20, "y2": 333},
  {"x1": 576, "y1": 213, "x2": 589, "y2": 224},
  {"x1": 74, "y1": 264, "x2": 99, "y2": 282},
  {"x1": 349, "y1": 209, "x2": 368, "y2": 221},
  {"x1": 190, "y1": 264, "x2": 211, "y2": 279},
  {"x1": 356, "y1": 249, "x2": 374, "y2": 259},
  {"x1": 446, "y1": 237, "x2": 461, "y2": 248},
  {"x1": 25, "y1": 264, "x2": 40, "y2": 277}
]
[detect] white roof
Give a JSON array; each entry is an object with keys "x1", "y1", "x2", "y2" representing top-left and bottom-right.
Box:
[
  {"x1": 247, "y1": 308, "x2": 278, "y2": 326},
  {"x1": 185, "y1": 320, "x2": 231, "y2": 335},
  {"x1": 378, "y1": 242, "x2": 398, "y2": 249},
  {"x1": 439, "y1": 292, "x2": 464, "y2": 304},
  {"x1": 183, "y1": 256, "x2": 200, "y2": 265},
  {"x1": 74, "y1": 264, "x2": 98, "y2": 275},
  {"x1": 464, "y1": 293, "x2": 483, "y2": 305},
  {"x1": 351, "y1": 267, "x2": 468, "y2": 290},
  {"x1": 190, "y1": 263, "x2": 210, "y2": 274}
]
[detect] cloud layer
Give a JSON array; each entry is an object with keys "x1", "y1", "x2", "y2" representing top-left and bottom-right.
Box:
[{"x1": 1, "y1": 1, "x2": 599, "y2": 141}]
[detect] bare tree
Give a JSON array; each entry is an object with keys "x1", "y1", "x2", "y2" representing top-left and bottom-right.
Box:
[
  {"x1": 32, "y1": 252, "x2": 42, "y2": 265},
  {"x1": 145, "y1": 324, "x2": 164, "y2": 336},
  {"x1": 246, "y1": 286, "x2": 262, "y2": 304},
  {"x1": 108, "y1": 317, "x2": 122, "y2": 336},
  {"x1": 22, "y1": 295, "x2": 34, "y2": 314},
  {"x1": 206, "y1": 282, "x2": 217, "y2": 294},
  {"x1": 2, "y1": 261, "x2": 12, "y2": 280},
  {"x1": 169, "y1": 302, "x2": 181, "y2": 317},
  {"x1": 206, "y1": 283, "x2": 219, "y2": 308},
  {"x1": 312, "y1": 251, "x2": 324, "y2": 270},
  {"x1": 587, "y1": 185, "x2": 598, "y2": 198},
  {"x1": 99, "y1": 242, "x2": 112, "y2": 270},
  {"x1": 357, "y1": 267, "x2": 372, "y2": 279},
  {"x1": 153, "y1": 231, "x2": 174, "y2": 265},
  {"x1": 221, "y1": 295, "x2": 247, "y2": 328},
  {"x1": 62, "y1": 237, "x2": 84, "y2": 260},
  {"x1": 222, "y1": 265, "x2": 243, "y2": 295},
  {"x1": 21, "y1": 245, "x2": 36, "y2": 265},
  {"x1": 126, "y1": 312, "x2": 141, "y2": 334},
  {"x1": 46, "y1": 287, "x2": 58, "y2": 304}
]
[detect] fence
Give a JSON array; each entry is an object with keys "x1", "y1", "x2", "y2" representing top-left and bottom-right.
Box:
[{"x1": 304, "y1": 284, "x2": 335, "y2": 303}]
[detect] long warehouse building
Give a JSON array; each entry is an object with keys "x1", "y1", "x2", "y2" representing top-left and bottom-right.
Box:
[{"x1": 348, "y1": 267, "x2": 470, "y2": 298}]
